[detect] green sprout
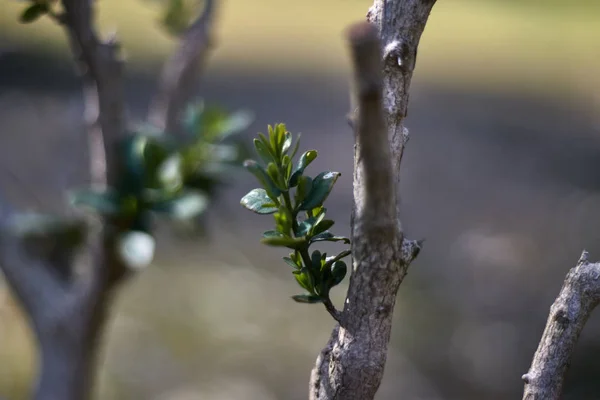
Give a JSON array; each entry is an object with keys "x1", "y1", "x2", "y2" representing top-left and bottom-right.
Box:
[{"x1": 240, "y1": 124, "x2": 351, "y2": 306}]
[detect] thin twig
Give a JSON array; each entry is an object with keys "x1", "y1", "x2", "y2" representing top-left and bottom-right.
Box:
[{"x1": 148, "y1": 0, "x2": 217, "y2": 135}]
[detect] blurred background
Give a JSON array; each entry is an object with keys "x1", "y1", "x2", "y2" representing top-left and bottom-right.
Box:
[{"x1": 1, "y1": 0, "x2": 600, "y2": 399}]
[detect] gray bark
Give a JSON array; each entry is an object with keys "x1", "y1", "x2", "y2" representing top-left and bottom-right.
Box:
[
  {"x1": 309, "y1": 1, "x2": 436, "y2": 399},
  {"x1": 522, "y1": 250, "x2": 600, "y2": 400}
]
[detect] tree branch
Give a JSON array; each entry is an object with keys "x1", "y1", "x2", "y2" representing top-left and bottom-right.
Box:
[
  {"x1": 522, "y1": 250, "x2": 600, "y2": 400},
  {"x1": 0, "y1": 1, "x2": 131, "y2": 399},
  {"x1": 148, "y1": 0, "x2": 217, "y2": 135},
  {"x1": 308, "y1": 0, "x2": 436, "y2": 397}
]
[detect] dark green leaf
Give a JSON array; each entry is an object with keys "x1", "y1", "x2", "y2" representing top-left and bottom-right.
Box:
[
  {"x1": 299, "y1": 171, "x2": 341, "y2": 211},
  {"x1": 243, "y1": 160, "x2": 281, "y2": 198},
  {"x1": 311, "y1": 250, "x2": 323, "y2": 271},
  {"x1": 313, "y1": 219, "x2": 335, "y2": 236},
  {"x1": 330, "y1": 261, "x2": 347, "y2": 287},
  {"x1": 291, "y1": 294, "x2": 322, "y2": 304},
  {"x1": 240, "y1": 189, "x2": 278, "y2": 214},
  {"x1": 69, "y1": 188, "x2": 123, "y2": 216},
  {"x1": 20, "y1": 3, "x2": 49, "y2": 23},
  {"x1": 289, "y1": 150, "x2": 318, "y2": 187},
  {"x1": 295, "y1": 175, "x2": 313, "y2": 205}
]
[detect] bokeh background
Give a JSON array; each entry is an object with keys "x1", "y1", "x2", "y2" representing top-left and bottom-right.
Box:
[{"x1": 1, "y1": 0, "x2": 600, "y2": 399}]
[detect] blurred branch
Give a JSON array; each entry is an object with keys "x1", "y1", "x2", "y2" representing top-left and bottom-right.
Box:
[
  {"x1": 522, "y1": 250, "x2": 600, "y2": 400},
  {"x1": 308, "y1": 0, "x2": 436, "y2": 397},
  {"x1": 0, "y1": 1, "x2": 130, "y2": 399},
  {"x1": 148, "y1": 0, "x2": 217, "y2": 135}
]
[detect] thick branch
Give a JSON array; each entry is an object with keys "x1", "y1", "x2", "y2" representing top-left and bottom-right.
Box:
[
  {"x1": 308, "y1": 1, "x2": 434, "y2": 395},
  {"x1": 148, "y1": 0, "x2": 217, "y2": 135},
  {"x1": 522, "y1": 250, "x2": 600, "y2": 400}
]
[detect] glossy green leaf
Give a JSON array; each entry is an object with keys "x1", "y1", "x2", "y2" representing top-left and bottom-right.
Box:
[
  {"x1": 312, "y1": 219, "x2": 335, "y2": 236},
  {"x1": 243, "y1": 160, "x2": 281, "y2": 198},
  {"x1": 310, "y1": 232, "x2": 351, "y2": 245},
  {"x1": 240, "y1": 189, "x2": 278, "y2": 214},
  {"x1": 299, "y1": 171, "x2": 341, "y2": 211},
  {"x1": 69, "y1": 188, "x2": 123, "y2": 216},
  {"x1": 20, "y1": 3, "x2": 49, "y2": 23},
  {"x1": 311, "y1": 250, "x2": 323, "y2": 271},
  {"x1": 267, "y1": 162, "x2": 285, "y2": 190},
  {"x1": 291, "y1": 294, "x2": 322, "y2": 304},
  {"x1": 289, "y1": 150, "x2": 318, "y2": 187},
  {"x1": 330, "y1": 261, "x2": 347, "y2": 287}
]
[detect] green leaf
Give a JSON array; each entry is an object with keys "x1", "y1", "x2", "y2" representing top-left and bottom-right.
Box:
[
  {"x1": 299, "y1": 171, "x2": 341, "y2": 211},
  {"x1": 310, "y1": 231, "x2": 351, "y2": 244},
  {"x1": 313, "y1": 219, "x2": 335, "y2": 236},
  {"x1": 283, "y1": 256, "x2": 300, "y2": 269},
  {"x1": 295, "y1": 175, "x2": 313, "y2": 205},
  {"x1": 254, "y1": 138, "x2": 274, "y2": 164},
  {"x1": 69, "y1": 188, "x2": 123, "y2": 216},
  {"x1": 261, "y1": 235, "x2": 307, "y2": 249},
  {"x1": 330, "y1": 261, "x2": 347, "y2": 287},
  {"x1": 267, "y1": 162, "x2": 285, "y2": 190},
  {"x1": 243, "y1": 160, "x2": 281, "y2": 198},
  {"x1": 289, "y1": 150, "x2": 318, "y2": 187},
  {"x1": 292, "y1": 270, "x2": 312, "y2": 291},
  {"x1": 274, "y1": 209, "x2": 293, "y2": 236},
  {"x1": 240, "y1": 188, "x2": 278, "y2": 214},
  {"x1": 151, "y1": 190, "x2": 209, "y2": 219},
  {"x1": 20, "y1": 3, "x2": 49, "y2": 23},
  {"x1": 281, "y1": 131, "x2": 293, "y2": 155},
  {"x1": 117, "y1": 230, "x2": 156, "y2": 271},
  {"x1": 291, "y1": 294, "x2": 322, "y2": 304},
  {"x1": 311, "y1": 250, "x2": 323, "y2": 271}
]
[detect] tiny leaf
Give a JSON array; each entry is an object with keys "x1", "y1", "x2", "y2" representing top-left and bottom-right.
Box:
[{"x1": 243, "y1": 160, "x2": 281, "y2": 198}]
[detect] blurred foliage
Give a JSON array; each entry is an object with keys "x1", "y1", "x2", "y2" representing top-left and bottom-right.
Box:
[
  {"x1": 69, "y1": 100, "x2": 252, "y2": 269},
  {"x1": 241, "y1": 124, "x2": 350, "y2": 305}
]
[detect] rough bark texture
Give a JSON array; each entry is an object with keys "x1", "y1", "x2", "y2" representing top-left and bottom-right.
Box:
[
  {"x1": 522, "y1": 250, "x2": 600, "y2": 400},
  {"x1": 0, "y1": 1, "x2": 216, "y2": 399},
  {"x1": 309, "y1": 1, "x2": 436, "y2": 399}
]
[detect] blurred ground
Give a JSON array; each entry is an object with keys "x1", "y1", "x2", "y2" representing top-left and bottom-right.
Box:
[{"x1": 1, "y1": 0, "x2": 600, "y2": 399}]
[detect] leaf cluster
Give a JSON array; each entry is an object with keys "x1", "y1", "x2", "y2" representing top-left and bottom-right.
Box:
[
  {"x1": 240, "y1": 124, "x2": 350, "y2": 305},
  {"x1": 34, "y1": 100, "x2": 252, "y2": 270}
]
